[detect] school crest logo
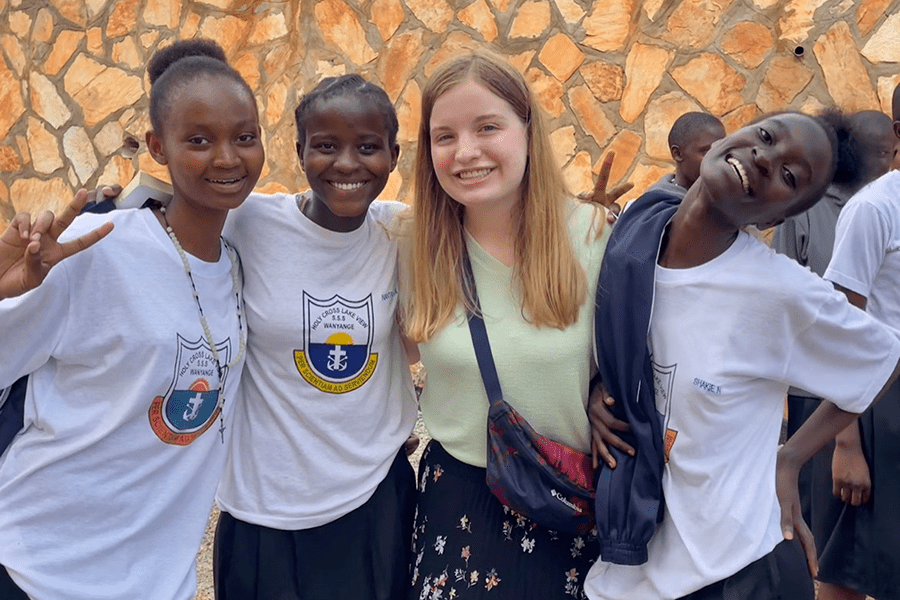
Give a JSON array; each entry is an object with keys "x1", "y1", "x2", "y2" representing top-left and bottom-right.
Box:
[
  {"x1": 652, "y1": 360, "x2": 678, "y2": 463},
  {"x1": 149, "y1": 335, "x2": 230, "y2": 445},
  {"x1": 294, "y1": 292, "x2": 377, "y2": 394}
]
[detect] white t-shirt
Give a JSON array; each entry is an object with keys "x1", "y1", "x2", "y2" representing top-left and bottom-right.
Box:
[
  {"x1": 0, "y1": 209, "x2": 243, "y2": 600},
  {"x1": 825, "y1": 170, "x2": 900, "y2": 326},
  {"x1": 216, "y1": 193, "x2": 417, "y2": 530},
  {"x1": 586, "y1": 233, "x2": 900, "y2": 600}
]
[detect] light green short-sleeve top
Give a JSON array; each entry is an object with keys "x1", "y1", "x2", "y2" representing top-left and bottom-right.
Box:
[{"x1": 418, "y1": 201, "x2": 611, "y2": 467}]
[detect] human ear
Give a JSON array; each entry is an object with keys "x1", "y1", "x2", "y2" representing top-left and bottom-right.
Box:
[
  {"x1": 671, "y1": 145, "x2": 683, "y2": 163},
  {"x1": 146, "y1": 131, "x2": 167, "y2": 166},
  {"x1": 390, "y1": 143, "x2": 400, "y2": 171},
  {"x1": 296, "y1": 141, "x2": 305, "y2": 171},
  {"x1": 893, "y1": 121, "x2": 900, "y2": 141}
]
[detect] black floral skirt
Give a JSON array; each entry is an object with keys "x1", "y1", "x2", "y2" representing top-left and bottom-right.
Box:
[{"x1": 409, "y1": 440, "x2": 599, "y2": 599}]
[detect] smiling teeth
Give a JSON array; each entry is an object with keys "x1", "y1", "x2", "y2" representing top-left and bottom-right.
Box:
[
  {"x1": 210, "y1": 178, "x2": 241, "y2": 184},
  {"x1": 331, "y1": 181, "x2": 364, "y2": 191},
  {"x1": 458, "y1": 168, "x2": 492, "y2": 180},
  {"x1": 726, "y1": 157, "x2": 750, "y2": 194}
]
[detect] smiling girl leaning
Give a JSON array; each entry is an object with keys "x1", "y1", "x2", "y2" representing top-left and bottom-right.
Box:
[
  {"x1": 0, "y1": 39, "x2": 263, "y2": 600},
  {"x1": 586, "y1": 112, "x2": 900, "y2": 600}
]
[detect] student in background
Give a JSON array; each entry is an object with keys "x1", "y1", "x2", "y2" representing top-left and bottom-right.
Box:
[
  {"x1": 648, "y1": 111, "x2": 725, "y2": 199},
  {"x1": 816, "y1": 87, "x2": 900, "y2": 600}
]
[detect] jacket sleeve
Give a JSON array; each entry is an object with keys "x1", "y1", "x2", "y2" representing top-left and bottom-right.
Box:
[{"x1": 592, "y1": 190, "x2": 679, "y2": 565}]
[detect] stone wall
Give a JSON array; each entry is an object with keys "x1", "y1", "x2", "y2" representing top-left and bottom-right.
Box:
[{"x1": 1, "y1": 0, "x2": 898, "y2": 227}]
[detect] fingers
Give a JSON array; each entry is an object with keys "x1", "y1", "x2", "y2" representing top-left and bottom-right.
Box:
[
  {"x1": 593, "y1": 151, "x2": 616, "y2": 200},
  {"x1": 31, "y1": 211, "x2": 55, "y2": 239},
  {"x1": 7, "y1": 212, "x2": 33, "y2": 240},
  {"x1": 49, "y1": 189, "x2": 91, "y2": 240},
  {"x1": 795, "y1": 515, "x2": 818, "y2": 578},
  {"x1": 99, "y1": 184, "x2": 122, "y2": 201},
  {"x1": 608, "y1": 182, "x2": 634, "y2": 203},
  {"x1": 403, "y1": 434, "x2": 420, "y2": 457},
  {"x1": 593, "y1": 438, "x2": 616, "y2": 470},
  {"x1": 57, "y1": 222, "x2": 114, "y2": 261}
]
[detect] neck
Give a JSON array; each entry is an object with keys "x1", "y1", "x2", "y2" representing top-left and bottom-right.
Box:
[
  {"x1": 156, "y1": 201, "x2": 227, "y2": 262},
  {"x1": 462, "y1": 201, "x2": 517, "y2": 267},
  {"x1": 659, "y1": 186, "x2": 739, "y2": 269},
  {"x1": 673, "y1": 172, "x2": 691, "y2": 189}
]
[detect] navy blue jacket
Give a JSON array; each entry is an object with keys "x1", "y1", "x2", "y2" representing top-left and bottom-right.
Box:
[{"x1": 593, "y1": 189, "x2": 680, "y2": 565}]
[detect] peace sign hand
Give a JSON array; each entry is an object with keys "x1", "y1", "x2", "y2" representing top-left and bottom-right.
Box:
[
  {"x1": 0, "y1": 189, "x2": 114, "y2": 300},
  {"x1": 577, "y1": 151, "x2": 634, "y2": 224}
]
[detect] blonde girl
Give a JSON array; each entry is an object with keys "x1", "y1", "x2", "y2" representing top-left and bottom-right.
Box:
[{"x1": 403, "y1": 52, "x2": 610, "y2": 599}]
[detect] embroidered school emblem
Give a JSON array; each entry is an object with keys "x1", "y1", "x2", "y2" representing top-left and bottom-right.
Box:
[
  {"x1": 294, "y1": 292, "x2": 377, "y2": 394},
  {"x1": 651, "y1": 360, "x2": 678, "y2": 461},
  {"x1": 149, "y1": 335, "x2": 230, "y2": 445}
]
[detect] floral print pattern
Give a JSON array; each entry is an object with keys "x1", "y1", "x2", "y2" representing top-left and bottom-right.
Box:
[{"x1": 410, "y1": 442, "x2": 599, "y2": 599}]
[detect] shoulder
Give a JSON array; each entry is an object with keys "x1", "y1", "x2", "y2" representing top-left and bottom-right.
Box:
[
  {"x1": 844, "y1": 171, "x2": 900, "y2": 219},
  {"x1": 743, "y1": 237, "x2": 832, "y2": 299},
  {"x1": 230, "y1": 191, "x2": 294, "y2": 221},
  {"x1": 225, "y1": 192, "x2": 295, "y2": 238},
  {"x1": 368, "y1": 200, "x2": 409, "y2": 226},
  {"x1": 61, "y1": 207, "x2": 143, "y2": 245},
  {"x1": 567, "y1": 199, "x2": 607, "y2": 243}
]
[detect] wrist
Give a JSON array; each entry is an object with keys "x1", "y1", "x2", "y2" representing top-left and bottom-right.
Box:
[{"x1": 777, "y1": 444, "x2": 802, "y2": 473}]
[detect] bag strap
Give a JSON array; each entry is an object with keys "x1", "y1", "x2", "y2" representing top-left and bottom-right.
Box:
[{"x1": 463, "y1": 251, "x2": 504, "y2": 405}]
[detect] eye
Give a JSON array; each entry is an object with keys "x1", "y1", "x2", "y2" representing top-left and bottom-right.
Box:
[
  {"x1": 359, "y1": 142, "x2": 379, "y2": 153},
  {"x1": 237, "y1": 133, "x2": 257, "y2": 143},
  {"x1": 315, "y1": 141, "x2": 336, "y2": 152},
  {"x1": 188, "y1": 136, "x2": 209, "y2": 146},
  {"x1": 480, "y1": 123, "x2": 499, "y2": 133},
  {"x1": 432, "y1": 133, "x2": 453, "y2": 144},
  {"x1": 758, "y1": 128, "x2": 772, "y2": 144},
  {"x1": 782, "y1": 165, "x2": 796, "y2": 188}
]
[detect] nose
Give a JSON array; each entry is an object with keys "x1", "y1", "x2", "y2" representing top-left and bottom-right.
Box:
[
  {"x1": 213, "y1": 142, "x2": 240, "y2": 168},
  {"x1": 751, "y1": 146, "x2": 771, "y2": 177},
  {"x1": 334, "y1": 147, "x2": 357, "y2": 172},
  {"x1": 455, "y1": 132, "x2": 481, "y2": 163}
]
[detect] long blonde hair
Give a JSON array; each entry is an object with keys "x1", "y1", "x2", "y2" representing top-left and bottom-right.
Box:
[{"x1": 402, "y1": 51, "x2": 591, "y2": 343}]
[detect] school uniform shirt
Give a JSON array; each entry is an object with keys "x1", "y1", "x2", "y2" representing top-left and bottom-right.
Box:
[
  {"x1": 418, "y1": 201, "x2": 609, "y2": 468},
  {"x1": 585, "y1": 232, "x2": 900, "y2": 600},
  {"x1": 0, "y1": 208, "x2": 243, "y2": 600},
  {"x1": 772, "y1": 185, "x2": 852, "y2": 399},
  {"x1": 216, "y1": 192, "x2": 417, "y2": 530},
  {"x1": 825, "y1": 170, "x2": 900, "y2": 326}
]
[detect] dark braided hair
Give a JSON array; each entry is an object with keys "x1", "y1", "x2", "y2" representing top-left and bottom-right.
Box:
[
  {"x1": 818, "y1": 107, "x2": 860, "y2": 187},
  {"x1": 294, "y1": 74, "x2": 399, "y2": 148},
  {"x1": 148, "y1": 39, "x2": 256, "y2": 134}
]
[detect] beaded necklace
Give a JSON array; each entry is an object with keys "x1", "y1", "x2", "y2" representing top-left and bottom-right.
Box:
[{"x1": 159, "y1": 206, "x2": 245, "y2": 443}]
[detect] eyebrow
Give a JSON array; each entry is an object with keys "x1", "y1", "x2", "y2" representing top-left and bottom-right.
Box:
[{"x1": 429, "y1": 113, "x2": 510, "y2": 134}]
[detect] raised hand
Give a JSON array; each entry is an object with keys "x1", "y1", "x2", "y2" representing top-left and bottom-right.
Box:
[
  {"x1": 577, "y1": 151, "x2": 635, "y2": 223},
  {"x1": 0, "y1": 189, "x2": 114, "y2": 300}
]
